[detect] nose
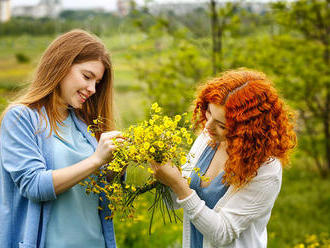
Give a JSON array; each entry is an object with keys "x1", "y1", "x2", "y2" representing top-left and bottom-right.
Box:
[
  {"x1": 87, "y1": 81, "x2": 96, "y2": 95},
  {"x1": 205, "y1": 118, "x2": 213, "y2": 130}
]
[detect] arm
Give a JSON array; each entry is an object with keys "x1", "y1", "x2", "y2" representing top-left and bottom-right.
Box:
[
  {"x1": 152, "y1": 159, "x2": 282, "y2": 246},
  {"x1": 1, "y1": 107, "x2": 122, "y2": 199},
  {"x1": 1, "y1": 107, "x2": 56, "y2": 202},
  {"x1": 52, "y1": 131, "x2": 122, "y2": 195}
]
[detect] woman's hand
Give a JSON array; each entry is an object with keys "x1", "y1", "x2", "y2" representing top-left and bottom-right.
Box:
[
  {"x1": 92, "y1": 131, "x2": 124, "y2": 167},
  {"x1": 151, "y1": 161, "x2": 193, "y2": 200}
]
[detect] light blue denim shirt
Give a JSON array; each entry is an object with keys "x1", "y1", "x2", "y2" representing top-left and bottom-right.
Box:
[{"x1": 0, "y1": 105, "x2": 116, "y2": 248}]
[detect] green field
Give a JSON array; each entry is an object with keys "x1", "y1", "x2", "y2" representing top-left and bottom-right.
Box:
[{"x1": 0, "y1": 34, "x2": 329, "y2": 248}]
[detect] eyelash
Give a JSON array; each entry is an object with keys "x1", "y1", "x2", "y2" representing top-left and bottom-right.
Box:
[
  {"x1": 83, "y1": 74, "x2": 90, "y2": 80},
  {"x1": 206, "y1": 110, "x2": 226, "y2": 129}
]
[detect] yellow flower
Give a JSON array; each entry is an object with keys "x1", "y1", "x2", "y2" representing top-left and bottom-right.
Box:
[
  {"x1": 93, "y1": 119, "x2": 98, "y2": 124},
  {"x1": 187, "y1": 138, "x2": 193, "y2": 145},
  {"x1": 306, "y1": 235, "x2": 317, "y2": 243},
  {"x1": 144, "y1": 142, "x2": 150, "y2": 150},
  {"x1": 151, "y1": 102, "x2": 159, "y2": 110},
  {"x1": 150, "y1": 147, "x2": 156, "y2": 153},
  {"x1": 148, "y1": 168, "x2": 154, "y2": 174},
  {"x1": 173, "y1": 136, "x2": 182, "y2": 144},
  {"x1": 155, "y1": 107, "x2": 161, "y2": 113},
  {"x1": 175, "y1": 115, "x2": 182, "y2": 122},
  {"x1": 158, "y1": 141, "x2": 165, "y2": 148},
  {"x1": 154, "y1": 126, "x2": 162, "y2": 135},
  {"x1": 139, "y1": 148, "x2": 146, "y2": 155},
  {"x1": 180, "y1": 156, "x2": 187, "y2": 165},
  {"x1": 164, "y1": 120, "x2": 172, "y2": 128},
  {"x1": 129, "y1": 145, "x2": 137, "y2": 154},
  {"x1": 169, "y1": 147, "x2": 176, "y2": 153},
  {"x1": 131, "y1": 186, "x2": 137, "y2": 192},
  {"x1": 147, "y1": 132, "x2": 154, "y2": 139}
]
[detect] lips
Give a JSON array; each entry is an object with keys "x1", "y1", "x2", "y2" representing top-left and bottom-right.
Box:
[{"x1": 78, "y1": 91, "x2": 88, "y2": 103}]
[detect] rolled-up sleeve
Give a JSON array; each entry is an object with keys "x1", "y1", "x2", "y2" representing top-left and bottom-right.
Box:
[
  {"x1": 177, "y1": 162, "x2": 282, "y2": 247},
  {"x1": 0, "y1": 107, "x2": 56, "y2": 202}
]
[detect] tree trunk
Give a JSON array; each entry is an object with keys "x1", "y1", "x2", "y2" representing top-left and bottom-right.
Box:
[{"x1": 210, "y1": 0, "x2": 219, "y2": 75}]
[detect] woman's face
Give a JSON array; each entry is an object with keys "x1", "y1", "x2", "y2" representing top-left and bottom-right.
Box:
[
  {"x1": 59, "y1": 60, "x2": 105, "y2": 109},
  {"x1": 205, "y1": 103, "x2": 226, "y2": 142}
]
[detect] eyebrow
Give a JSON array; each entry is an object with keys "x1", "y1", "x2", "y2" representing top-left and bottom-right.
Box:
[
  {"x1": 216, "y1": 120, "x2": 226, "y2": 126},
  {"x1": 83, "y1": 70, "x2": 102, "y2": 81},
  {"x1": 206, "y1": 107, "x2": 226, "y2": 125}
]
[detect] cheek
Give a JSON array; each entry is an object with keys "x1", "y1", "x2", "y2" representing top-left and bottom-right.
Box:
[{"x1": 216, "y1": 127, "x2": 225, "y2": 136}]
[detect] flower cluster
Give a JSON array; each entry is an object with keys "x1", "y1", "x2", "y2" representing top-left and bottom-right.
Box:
[
  {"x1": 80, "y1": 103, "x2": 195, "y2": 227},
  {"x1": 293, "y1": 233, "x2": 330, "y2": 248}
]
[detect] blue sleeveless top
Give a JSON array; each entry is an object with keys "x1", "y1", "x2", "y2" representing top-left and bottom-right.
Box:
[
  {"x1": 45, "y1": 113, "x2": 105, "y2": 248},
  {"x1": 190, "y1": 145, "x2": 228, "y2": 248}
]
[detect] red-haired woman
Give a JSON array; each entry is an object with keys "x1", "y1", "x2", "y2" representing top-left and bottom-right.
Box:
[
  {"x1": 151, "y1": 69, "x2": 296, "y2": 248},
  {"x1": 0, "y1": 30, "x2": 122, "y2": 248}
]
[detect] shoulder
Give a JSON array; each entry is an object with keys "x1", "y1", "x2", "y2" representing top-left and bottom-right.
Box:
[
  {"x1": 257, "y1": 158, "x2": 282, "y2": 179},
  {"x1": 246, "y1": 158, "x2": 282, "y2": 192},
  {"x1": 3, "y1": 104, "x2": 36, "y2": 120},
  {"x1": 191, "y1": 130, "x2": 211, "y2": 150},
  {"x1": 1, "y1": 104, "x2": 41, "y2": 130}
]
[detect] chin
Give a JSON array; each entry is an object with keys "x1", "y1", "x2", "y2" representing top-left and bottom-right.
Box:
[{"x1": 69, "y1": 102, "x2": 83, "y2": 109}]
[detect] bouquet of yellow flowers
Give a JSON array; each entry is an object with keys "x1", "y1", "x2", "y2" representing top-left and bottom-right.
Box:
[{"x1": 80, "y1": 103, "x2": 194, "y2": 232}]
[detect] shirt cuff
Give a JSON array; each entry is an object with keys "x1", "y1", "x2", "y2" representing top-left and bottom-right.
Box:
[
  {"x1": 39, "y1": 170, "x2": 57, "y2": 201},
  {"x1": 176, "y1": 190, "x2": 205, "y2": 219}
]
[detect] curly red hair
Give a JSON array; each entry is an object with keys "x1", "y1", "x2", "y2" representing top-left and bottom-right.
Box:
[{"x1": 193, "y1": 69, "x2": 296, "y2": 188}]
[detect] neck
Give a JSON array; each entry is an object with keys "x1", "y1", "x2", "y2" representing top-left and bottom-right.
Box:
[
  {"x1": 58, "y1": 106, "x2": 69, "y2": 121},
  {"x1": 217, "y1": 140, "x2": 228, "y2": 150}
]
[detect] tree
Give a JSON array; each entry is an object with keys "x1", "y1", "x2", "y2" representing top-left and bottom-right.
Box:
[
  {"x1": 209, "y1": 1, "x2": 240, "y2": 75},
  {"x1": 272, "y1": 0, "x2": 330, "y2": 177}
]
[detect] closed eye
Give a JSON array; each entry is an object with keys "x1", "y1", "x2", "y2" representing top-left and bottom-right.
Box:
[
  {"x1": 83, "y1": 74, "x2": 90, "y2": 80},
  {"x1": 218, "y1": 123, "x2": 226, "y2": 129}
]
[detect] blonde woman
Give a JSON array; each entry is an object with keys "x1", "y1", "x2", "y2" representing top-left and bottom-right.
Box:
[{"x1": 0, "y1": 30, "x2": 122, "y2": 248}]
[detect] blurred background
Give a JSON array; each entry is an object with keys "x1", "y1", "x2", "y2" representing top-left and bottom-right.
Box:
[{"x1": 0, "y1": 0, "x2": 329, "y2": 247}]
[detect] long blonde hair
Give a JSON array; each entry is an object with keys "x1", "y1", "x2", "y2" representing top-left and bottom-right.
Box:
[{"x1": 1, "y1": 29, "x2": 114, "y2": 140}]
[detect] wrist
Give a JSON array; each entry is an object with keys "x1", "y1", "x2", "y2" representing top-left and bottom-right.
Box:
[
  {"x1": 171, "y1": 178, "x2": 193, "y2": 200},
  {"x1": 89, "y1": 154, "x2": 103, "y2": 169}
]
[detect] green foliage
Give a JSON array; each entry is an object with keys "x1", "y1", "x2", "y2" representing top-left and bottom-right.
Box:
[
  {"x1": 271, "y1": 0, "x2": 330, "y2": 176},
  {"x1": 15, "y1": 53, "x2": 30, "y2": 64},
  {"x1": 136, "y1": 39, "x2": 211, "y2": 116},
  {"x1": 0, "y1": 95, "x2": 8, "y2": 114},
  {"x1": 267, "y1": 163, "x2": 330, "y2": 247}
]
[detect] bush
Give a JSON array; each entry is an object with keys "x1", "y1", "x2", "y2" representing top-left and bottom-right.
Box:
[{"x1": 15, "y1": 53, "x2": 30, "y2": 64}]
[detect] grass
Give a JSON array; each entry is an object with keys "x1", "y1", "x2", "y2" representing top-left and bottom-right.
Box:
[{"x1": 113, "y1": 161, "x2": 330, "y2": 248}]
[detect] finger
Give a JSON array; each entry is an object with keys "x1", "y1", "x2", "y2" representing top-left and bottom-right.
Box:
[
  {"x1": 107, "y1": 131, "x2": 123, "y2": 139},
  {"x1": 101, "y1": 131, "x2": 122, "y2": 140},
  {"x1": 113, "y1": 138, "x2": 125, "y2": 143}
]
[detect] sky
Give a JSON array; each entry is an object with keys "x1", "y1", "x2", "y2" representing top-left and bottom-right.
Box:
[
  {"x1": 10, "y1": 0, "x2": 274, "y2": 12},
  {"x1": 10, "y1": 0, "x2": 210, "y2": 12}
]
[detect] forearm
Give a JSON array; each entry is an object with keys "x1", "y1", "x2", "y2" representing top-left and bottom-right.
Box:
[
  {"x1": 52, "y1": 155, "x2": 102, "y2": 195},
  {"x1": 177, "y1": 191, "x2": 235, "y2": 246},
  {"x1": 170, "y1": 177, "x2": 193, "y2": 200}
]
